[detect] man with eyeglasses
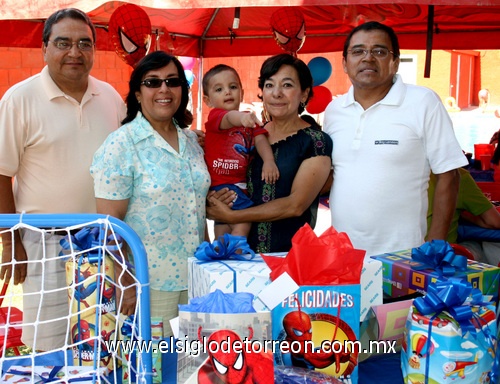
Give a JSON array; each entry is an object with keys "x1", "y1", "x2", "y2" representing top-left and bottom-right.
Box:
[
  {"x1": 0, "y1": 8, "x2": 125, "y2": 351},
  {"x1": 323, "y1": 21, "x2": 468, "y2": 259}
]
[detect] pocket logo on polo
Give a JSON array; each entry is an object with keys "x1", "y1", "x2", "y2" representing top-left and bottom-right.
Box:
[{"x1": 375, "y1": 140, "x2": 398, "y2": 145}]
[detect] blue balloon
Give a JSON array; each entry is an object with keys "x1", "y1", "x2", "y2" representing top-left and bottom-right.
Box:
[
  {"x1": 308, "y1": 57, "x2": 332, "y2": 86},
  {"x1": 184, "y1": 69, "x2": 195, "y2": 86}
]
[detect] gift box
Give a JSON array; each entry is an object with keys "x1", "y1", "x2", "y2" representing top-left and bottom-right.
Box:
[
  {"x1": 189, "y1": 255, "x2": 382, "y2": 319},
  {"x1": 401, "y1": 279, "x2": 497, "y2": 384},
  {"x1": 371, "y1": 249, "x2": 500, "y2": 300},
  {"x1": 189, "y1": 235, "x2": 277, "y2": 311},
  {"x1": 188, "y1": 254, "x2": 279, "y2": 311},
  {"x1": 359, "y1": 298, "x2": 414, "y2": 362},
  {"x1": 360, "y1": 258, "x2": 383, "y2": 322},
  {"x1": 1, "y1": 365, "x2": 107, "y2": 383},
  {"x1": 402, "y1": 307, "x2": 497, "y2": 383}
]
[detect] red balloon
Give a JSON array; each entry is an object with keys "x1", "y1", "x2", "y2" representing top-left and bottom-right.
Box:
[
  {"x1": 306, "y1": 86, "x2": 333, "y2": 114},
  {"x1": 270, "y1": 7, "x2": 306, "y2": 54},
  {"x1": 108, "y1": 4, "x2": 152, "y2": 68}
]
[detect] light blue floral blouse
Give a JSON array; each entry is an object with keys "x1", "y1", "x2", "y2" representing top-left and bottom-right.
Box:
[{"x1": 91, "y1": 112, "x2": 210, "y2": 291}]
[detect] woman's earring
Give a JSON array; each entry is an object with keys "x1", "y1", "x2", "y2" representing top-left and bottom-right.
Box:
[
  {"x1": 300, "y1": 101, "x2": 306, "y2": 108},
  {"x1": 262, "y1": 105, "x2": 270, "y2": 122}
]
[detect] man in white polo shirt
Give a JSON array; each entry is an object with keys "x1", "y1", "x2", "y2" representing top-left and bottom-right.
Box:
[
  {"x1": 324, "y1": 21, "x2": 468, "y2": 258},
  {"x1": 0, "y1": 8, "x2": 125, "y2": 350}
]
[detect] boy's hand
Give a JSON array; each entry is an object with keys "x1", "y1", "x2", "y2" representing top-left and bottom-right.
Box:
[
  {"x1": 262, "y1": 162, "x2": 280, "y2": 184},
  {"x1": 240, "y1": 111, "x2": 262, "y2": 128}
]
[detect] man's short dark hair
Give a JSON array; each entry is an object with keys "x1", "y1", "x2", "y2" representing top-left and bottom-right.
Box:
[
  {"x1": 42, "y1": 8, "x2": 96, "y2": 45},
  {"x1": 342, "y1": 21, "x2": 400, "y2": 59}
]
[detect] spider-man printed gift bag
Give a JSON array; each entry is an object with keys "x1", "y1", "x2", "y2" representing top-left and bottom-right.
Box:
[
  {"x1": 61, "y1": 228, "x2": 117, "y2": 372},
  {"x1": 177, "y1": 290, "x2": 274, "y2": 384},
  {"x1": 262, "y1": 224, "x2": 365, "y2": 384}
]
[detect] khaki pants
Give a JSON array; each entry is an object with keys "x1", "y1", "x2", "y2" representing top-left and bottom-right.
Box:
[
  {"x1": 21, "y1": 230, "x2": 69, "y2": 351},
  {"x1": 149, "y1": 289, "x2": 188, "y2": 337}
]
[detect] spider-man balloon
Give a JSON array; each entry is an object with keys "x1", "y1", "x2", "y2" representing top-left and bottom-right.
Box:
[
  {"x1": 108, "y1": 4, "x2": 152, "y2": 68},
  {"x1": 270, "y1": 7, "x2": 306, "y2": 55}
]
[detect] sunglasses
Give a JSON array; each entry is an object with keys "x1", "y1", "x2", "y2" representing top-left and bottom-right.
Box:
[{"x1": 140, "y1": 78, "x2": 184, "y2": 88}]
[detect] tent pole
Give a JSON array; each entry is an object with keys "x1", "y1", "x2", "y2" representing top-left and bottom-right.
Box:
[
  {"x1": 424, "y1": 5, "x2": 434, "y2": 78},
  {"x1": 197, "y1": 57, "x2": 204, "y2": 131},
  {"x1": 196, "y1": 9, "x2": 220, "y2": 131}
]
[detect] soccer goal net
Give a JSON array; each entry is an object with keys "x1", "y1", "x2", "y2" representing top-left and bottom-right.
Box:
[{"x1": 0, "y1": 213, "x2": 152, "y2": 384}]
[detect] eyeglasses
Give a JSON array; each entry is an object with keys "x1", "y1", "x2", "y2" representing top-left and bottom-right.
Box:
[
  {"x1": 49, "y1": 40, "x2": 94, "y2": 51},
  {"x1": 140, "y1": 78, "x2": 184, "y2": 88},
  {"x1": 347, "y1": 47, "x2": 395, "y2": 59}
]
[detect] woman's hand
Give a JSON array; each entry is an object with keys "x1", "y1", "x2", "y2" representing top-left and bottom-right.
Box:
[
  {"x1": 206, "y1": 188, "x2": 236, "y2": 222},
  {"x1": 207, "y1": 188, "x2": 237, "y2": 206},
  {"x1": 207, "y1": 197, "x2": 234, "y2": 222}
]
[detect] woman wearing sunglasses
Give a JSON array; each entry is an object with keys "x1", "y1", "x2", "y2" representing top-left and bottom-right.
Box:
[{"x1": 90, "y1": 51, "x2": 210, "y2": 336}]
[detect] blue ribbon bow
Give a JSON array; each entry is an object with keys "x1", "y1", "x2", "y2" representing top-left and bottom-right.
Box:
[
  {"x1": 194, "y1": 234, "x2": 255, "y2": 261},
  {"x1": 59, "y1": 227, "x2": 123, "y2": 264},
  {"x1": 413, "y1": 278, "x2": 488, "y2": 334},
  {"x1": 59, "y1": 227, "x2": 103, "y2": 263},
  {"x1": 121, "y1": 315, "x2": 137, "y2": 338},
  {"x1": 411, "y1": 240, "x2": 468, "y2": 277}
]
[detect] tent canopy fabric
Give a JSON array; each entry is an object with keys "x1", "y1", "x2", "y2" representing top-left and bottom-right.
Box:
[{"x1": 1, "y1": 1, "x2": 500, "y2": 57}]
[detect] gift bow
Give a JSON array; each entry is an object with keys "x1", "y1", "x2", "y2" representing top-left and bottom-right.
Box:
[
  {"x1": 413, "y1": 278, "x2": 487, "y2": 334},
  {"x1": 59, "y1": 227, "x2": 123, "y2": 264},
  {"x1": 411, "y1": 240, "x2": 468, "y2": 277},
  {"x1": 194, "y1": 234, "x2": 255, "y2": 261},
  {"x1": 121, "y1": 315, "x2": 137, "y2": 338},
  {"x1": 60, "y1": 227, "x2": 101, "y2": 253}
]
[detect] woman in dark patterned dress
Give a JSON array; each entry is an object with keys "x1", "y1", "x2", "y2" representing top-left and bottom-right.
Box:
[{"x1": 207, "y1": 53, "x2": 333, "y2": 252}]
